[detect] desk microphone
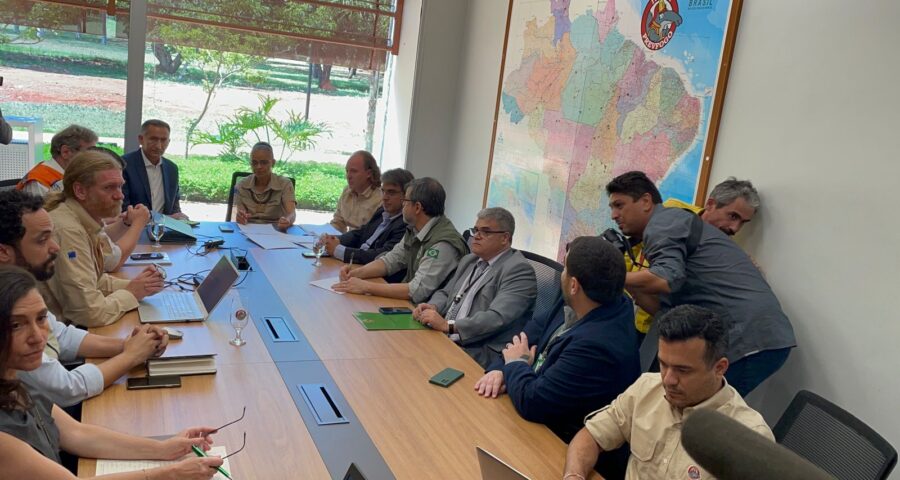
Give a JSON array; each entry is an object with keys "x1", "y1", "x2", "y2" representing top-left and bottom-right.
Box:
[{"x1": 681, "y1": 409, "x2": 834, "y2": 480}]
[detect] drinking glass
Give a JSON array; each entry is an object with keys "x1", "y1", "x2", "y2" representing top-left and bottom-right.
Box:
[
  {"x1": 229, "y1": 296, "x2": 249, "y2": 346},
  {"x1": 148, "y1": 218, "x2": 165, "y2": 249},
  {"x1": 313, "y1": 242, "x2": 324, "y2": 267}
]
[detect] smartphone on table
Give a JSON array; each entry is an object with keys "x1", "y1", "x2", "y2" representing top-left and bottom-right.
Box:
[
  {"x1": 379, "y1": 307, "x2": 412, "y2": 315},
  {"x1": 130, "y1": 252, "x2": 164, "y2": 261},
  {"x1": 126, "y1": 375, "x2": 182, "y2": 390}
]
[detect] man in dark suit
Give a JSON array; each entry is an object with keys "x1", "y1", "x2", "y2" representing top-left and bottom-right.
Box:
[
  {"x1": 474, "y1": 236, "x2": 640, "y2": 445},
  {"x1": 321, "y1": 168, "x2": 414, "y2": 282},
  {"x1": 122, "y1": 119, "x2": 187, "y2": 219},
  {"x1": 413, "y1": 207, "x2": 536, "y2": 368}
]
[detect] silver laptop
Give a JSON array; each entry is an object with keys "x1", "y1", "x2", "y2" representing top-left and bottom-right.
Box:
[
  {"x1": 139, "y1": 256, "x2": 240, "y2": 323},
  {"x1": 477, "y1": 447, "x2": 531, "y2": 480}
]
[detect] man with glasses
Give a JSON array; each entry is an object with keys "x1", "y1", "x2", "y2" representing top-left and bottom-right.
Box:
[
  {"x1": 122, "y1": 119, "x2": 189, "y2": 220},
  {"x1": 411, "y1": 207, "x2": 536, "y2": 367},
  {"x1": 320, "y1": 169, "x2": 414, "y2": 282},
  {"x1": 333, "y1": 177, "x2": 468, "y2": 302},
  {"x1": 17, "y1": 124, "x2": 98, "y2": 196}
]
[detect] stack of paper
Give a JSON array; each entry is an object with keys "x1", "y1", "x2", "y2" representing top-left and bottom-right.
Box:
[
  {"x1": 237, "y1": 223, "x2": 320, "y2": 249},
  {"x1": 299, "y1": 223, "x2": 341, "y2": 237},
  {"x1": 309, "y1": 277, "x2": 344, "y2": 295}
]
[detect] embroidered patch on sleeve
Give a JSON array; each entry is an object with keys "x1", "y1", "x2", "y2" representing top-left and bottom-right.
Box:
[
  {"x1": 425, "y1": 248, "x2": 439, "y2": 259},
  {"x1": 67, "y1": 251, "x2": 77, "y2": 259}
]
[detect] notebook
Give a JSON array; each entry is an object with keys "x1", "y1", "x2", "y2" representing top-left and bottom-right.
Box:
[
  {"x1": 96, "y1": 445, "x2": 231, "y2": 479},
  {"x1": 352, "y1": 312, "x2": 427, "y2": 331},
  {"x1": 147, "y1": 355, "x2": 217, "y2": 376}
]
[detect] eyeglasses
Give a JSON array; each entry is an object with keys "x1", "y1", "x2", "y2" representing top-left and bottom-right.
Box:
[
  {"x1": 400, "y1": 198, "x2": 415, "y2": 205},
  {"x1": 211, "y1": 406, "x2": 247, "y2": 460},
  {"x1": 467, "y1": 227, "x2": 508, "y2": 238}
]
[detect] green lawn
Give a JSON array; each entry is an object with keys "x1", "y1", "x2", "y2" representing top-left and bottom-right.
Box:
[
  {"x1": 39, "y1": 145, "x2": 345, "y2": 211},
  {"x1": 11, "y1": 102, "x2": 125, "y2": 138}
]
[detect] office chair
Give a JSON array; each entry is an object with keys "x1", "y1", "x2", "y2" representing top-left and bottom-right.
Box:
[
  {"x1": 225, "y1": 171, "x2": 296, "y2": 222},
  {"x1": 774, "y1": 389, "x2": 897, "y2": 480},
  {"x1": 519, "y1": 250, "x2": 563, "y2": 324}
]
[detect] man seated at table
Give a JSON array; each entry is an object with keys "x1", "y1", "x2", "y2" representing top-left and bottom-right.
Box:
[
  {"x1": 122, "y1": 119, "x2": 189, "y2": 220},
  {"x1": 563, "y1": 305, "x2": 774, "y2": 480},
  {"x1": 413, "y1": 207, "x2": 536, "y2": 368},
  {"x1": 17, "y1": 124, "x2": 97, "y2": 196},
  {"x1": 0, "y1": 190, "x2": 168, "y2": 407},
  {"x1": 42, "y1": 150, "x2": 166, "y2": 327},
  {"x1": 320, "y1": 168, "x2": 413, "y2": 279},
  {"x1": 233, "y1": 141, "x2": 296, "y2": 231},
  {"x1": 330, "y1": 150, "x2": 383, "y2": 233},
  {"x1": 333, "y1": 177, "x2": 468, "y2": 302},
  {"x1": 474, "y1": 236, "x2": 640, "y2": 444}
]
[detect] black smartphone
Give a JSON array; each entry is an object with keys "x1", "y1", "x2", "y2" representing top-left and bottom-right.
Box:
[
  {"x1": 302, "y1": 251, "x2": 329, "y2": 258},
  {"x1": 126, "y1": 375, "x2": 182, "y2": 390},
  {"x1": 218, "y1": 224, "x2": 235, "y2": 233},
  {"x1": 379, "y1": 307, "x2": 412, "y2": 315},
  {"x1": 429, "y1": 368, "x2": 464, "y2": 388},
  {"x1": 130, "y1": 252, "x2": 164, "y2": 261}
]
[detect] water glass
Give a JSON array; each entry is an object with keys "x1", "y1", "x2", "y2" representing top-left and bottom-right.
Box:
[
  {"x1": 229, "y1": 296, "x2": 249, "y2": 346},
  {"x1": 313, "y1": 243, "x2": 324, "y2": 267},
  {"x1": 149, "y1": 219, "x2": 165, "y2": 249}
]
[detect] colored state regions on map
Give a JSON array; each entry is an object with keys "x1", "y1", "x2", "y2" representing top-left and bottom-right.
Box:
[{"x1": 493, "y1": 0, "x2": 700, "y2": 258}]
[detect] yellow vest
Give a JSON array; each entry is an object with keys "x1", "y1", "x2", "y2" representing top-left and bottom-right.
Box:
[{"x1": 627, "y1": 199, "x2": 702, "y2": 333}]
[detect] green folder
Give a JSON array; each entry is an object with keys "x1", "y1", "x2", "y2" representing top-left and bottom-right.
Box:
[{"x1": 353, "y1": 312, "x2": 427, "y2": 331}]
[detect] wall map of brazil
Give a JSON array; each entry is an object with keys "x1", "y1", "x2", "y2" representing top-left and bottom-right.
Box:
[{"x1": 486, "y1": 0, "x2": 739, "y2": 260}]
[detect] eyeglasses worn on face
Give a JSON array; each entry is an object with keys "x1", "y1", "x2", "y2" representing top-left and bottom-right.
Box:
[{"x1": 467, "y1": 227, "x2": 508, "y2": 237}]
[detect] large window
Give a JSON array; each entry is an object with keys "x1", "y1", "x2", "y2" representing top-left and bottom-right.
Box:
[{"x1": 1, "y1": 0, "x2": 401, "y2": 220}]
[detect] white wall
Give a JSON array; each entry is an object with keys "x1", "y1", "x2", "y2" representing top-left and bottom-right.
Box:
[
  {"x1": 379, "y1": 0, "x2": 422, "y2": 171},
  {"x1": 434, "y1": 0, "x2": 900, "y2": 463},
  {"x1": 711, "y1": 0, "x2": 900, "y2": 460}
]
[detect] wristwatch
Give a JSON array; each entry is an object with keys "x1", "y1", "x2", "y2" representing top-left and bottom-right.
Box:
[{"x1": 447, "y1": 320, "x2": 460, "y2": 343}]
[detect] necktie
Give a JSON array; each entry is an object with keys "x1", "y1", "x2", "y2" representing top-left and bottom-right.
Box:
[{"x1": 445, "y1": 260, "x2": 489, "y2": 321}]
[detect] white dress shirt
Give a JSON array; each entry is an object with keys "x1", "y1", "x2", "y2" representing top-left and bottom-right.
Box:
[{"x1": 142, "y1": 149, "x2": 166, "y2": 212}]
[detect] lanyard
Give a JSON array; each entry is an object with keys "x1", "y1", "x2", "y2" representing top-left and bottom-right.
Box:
[{"x1": 452, "y1": 262, "x2": 489, "y2": 304}]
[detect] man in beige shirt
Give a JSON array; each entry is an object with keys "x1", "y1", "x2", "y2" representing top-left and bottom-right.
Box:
[
  {"x1": 42, "y1": 150, "x2": 165, "y2": 328},
  {"x1": 330, "y1": 150, "x2": 382, "y2": 232},
  {"x1": 563, "y1": 305, "x2": 773, "y2": 480}
]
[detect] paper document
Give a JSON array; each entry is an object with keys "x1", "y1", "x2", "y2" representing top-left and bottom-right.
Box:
[
  {"x1": 96, "y1": 446, "x2": 232, "y2": 479},
  {"x1": 244, "y1": 233, "x2": 299, "y2": 250},
  {"x1": 309, "y1": 277, "x2": 345, "y2": 295},
  {"x1": 299, "y1": 223, "x2": 341, "y2": 237},
  {"x1": 237, "y1": 223, "x2": 280, "y2": 235}
]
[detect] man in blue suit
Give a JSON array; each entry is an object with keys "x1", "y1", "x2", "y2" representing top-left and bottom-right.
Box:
[
  {"x1": 122, "y1": 119, "x2": 187, "y2": 219},
  {"x1": 475, "y1": 236, "x2": 640, "y2": 443}
]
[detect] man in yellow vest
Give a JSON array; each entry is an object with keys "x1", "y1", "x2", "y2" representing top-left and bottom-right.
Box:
[
  {"x1": 627, "y1": 177, "x2": 760, "y2": 336},
  {"x1": 17, "y1": 125, "x2": 98, "y2": 196}
]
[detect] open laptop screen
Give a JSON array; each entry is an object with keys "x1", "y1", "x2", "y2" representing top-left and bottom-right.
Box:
[{"x1": 197, "y1": 256, "x2": 239, "y2": 312}]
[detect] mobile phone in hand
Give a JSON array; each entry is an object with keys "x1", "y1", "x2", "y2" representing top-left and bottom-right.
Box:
[{"x1": 379, "y1": 307, "x2": 412, "y2": 315}]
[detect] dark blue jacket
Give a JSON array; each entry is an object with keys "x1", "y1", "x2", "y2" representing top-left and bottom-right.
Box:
[
  {"x1": 492, "y1": 295, "x2": 640, "y2": 442},
  {"x1": 122, "y1": 149, "x2": 182, "y2": 215}
]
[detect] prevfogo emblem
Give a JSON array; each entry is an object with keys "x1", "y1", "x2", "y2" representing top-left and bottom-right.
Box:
[{"x1": 641, "y1": 0, "x2": 683, "y2": 50}]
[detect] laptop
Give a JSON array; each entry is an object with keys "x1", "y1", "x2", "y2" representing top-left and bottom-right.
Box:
[
  {"x1": 138, "y1": 256, "x2": 240, "y2": 323},
  {"x1": 477, "y1": 447, "x2": 531, "y2": 480}
]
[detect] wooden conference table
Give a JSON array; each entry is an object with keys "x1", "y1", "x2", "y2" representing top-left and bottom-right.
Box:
[{"x1": 77, "y1": 224, "x2": 568, "y2": 479}]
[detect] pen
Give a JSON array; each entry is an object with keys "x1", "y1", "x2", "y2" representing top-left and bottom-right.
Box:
[
  {"x1": 191, "y1": 445, "x2": 232, "y2": 480},
  {"x1": 349, "y1": 251, "x2": 355, "y2": 268}
]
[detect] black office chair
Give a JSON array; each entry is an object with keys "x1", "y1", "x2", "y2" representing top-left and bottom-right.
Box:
[
  {"x1": 773, "y1": 389, "x2": 897, "y2": 480},
  {"x1": 519, "y1": 250, "x2": 563, "y2": 323},
  {"x1": 224, "y1": 171, "x2": 296, "y2": 222},
  {"x1": 0, "y1": 178, "x2": 20, "y2": 191}
]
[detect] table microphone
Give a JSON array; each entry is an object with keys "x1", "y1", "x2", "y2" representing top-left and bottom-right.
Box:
[{"x1": 681, "y1": 409, "x2": 834, "y2": 480}]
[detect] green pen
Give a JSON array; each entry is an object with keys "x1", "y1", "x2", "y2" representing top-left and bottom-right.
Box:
[{"x1": 191, "y1": 445, "x2": 232, "y2": 479}]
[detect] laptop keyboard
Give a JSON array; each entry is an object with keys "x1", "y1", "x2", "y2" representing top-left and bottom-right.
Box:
[{"x1": 161, "y1": 293, "x2": 199, "y2": 318}]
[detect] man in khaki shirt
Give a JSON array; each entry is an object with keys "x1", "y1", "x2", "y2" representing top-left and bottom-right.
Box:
[
  {"x1": 41, "y1": 150, "x2": 165, "y2": 328},
  {"x1": 564, "y1": 305, "x2": 773, "y2": 480},
  {"x1": 330, "y1": 150, "x2": 382, "y2": 232}
]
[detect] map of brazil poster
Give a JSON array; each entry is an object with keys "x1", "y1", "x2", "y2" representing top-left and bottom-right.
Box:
[{"x1": 486, "y1": 0, "x2": 743, "y2": 260}]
